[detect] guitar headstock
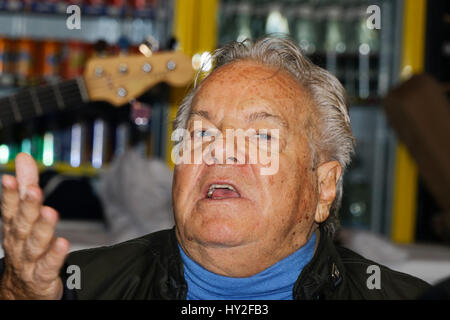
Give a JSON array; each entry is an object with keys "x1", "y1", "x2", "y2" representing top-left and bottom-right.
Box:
[{"x1": 83, "y1": 51, "x2": 194, "y2": 106}]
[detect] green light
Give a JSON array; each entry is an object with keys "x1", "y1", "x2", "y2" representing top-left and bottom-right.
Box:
[
  {"x1": 21, "y1": 139, "x2": 31, "y2": 155},
  {"x1": 43, "y1": 132, "x2": 54, "y2": 166},
  {"x1": 0, "y1": 144, "x2": 9, "y2": 164}
]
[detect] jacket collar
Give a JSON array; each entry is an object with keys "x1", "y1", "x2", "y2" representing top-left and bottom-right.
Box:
[
  {"x1": 293, "y1": 226, "x2": 345, "y2": 299},
  {"x1": 166, "y1": 227, "x2": 188, "y2": 299}
]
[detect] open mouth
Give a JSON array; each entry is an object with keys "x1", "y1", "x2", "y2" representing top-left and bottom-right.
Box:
[{"x1": 205, "y1": 183, "x2": 241, "y2": 200}]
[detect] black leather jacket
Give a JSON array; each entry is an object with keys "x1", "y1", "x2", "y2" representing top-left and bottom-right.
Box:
[{"x1": 0, "y1": 227, "x2": 430, "y2": 299}]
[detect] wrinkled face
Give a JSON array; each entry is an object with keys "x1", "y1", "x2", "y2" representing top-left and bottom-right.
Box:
[{"x1": 173, "y1": 60, "x2": 320, "y2": 256}]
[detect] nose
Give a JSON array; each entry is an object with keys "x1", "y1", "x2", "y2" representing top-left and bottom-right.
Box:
[{"x1": 202, "y1": 131, "x2": 246, "y2": 166}]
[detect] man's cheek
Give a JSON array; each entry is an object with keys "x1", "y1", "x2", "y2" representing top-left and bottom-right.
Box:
[
  {"x1": 173, "y1": 167, "x2": 192, "y2": 205},
  {"x1": 174, "y1": 163, "x2": 195, "y2": 185}
]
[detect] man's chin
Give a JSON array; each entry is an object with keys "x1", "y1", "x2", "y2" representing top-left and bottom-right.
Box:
[
  {"x1": 178, "y1": 204, "x2": 261, "y2": 247},
  {"x1": 187, "y1": 221, "x2": 252, "y2": 248}
]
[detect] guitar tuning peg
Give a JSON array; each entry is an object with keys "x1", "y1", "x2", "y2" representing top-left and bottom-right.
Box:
[
  {"x1": 93, "y1": 39, "x2": 109, "y2": 57},
  {"x1": 117, "y1": 36, "x2": 131, "y2": 54},
  {"x1": 166, "y1": 36, "x2": 179, "y2": 51},
  {"x1": 138, "y1": 43, "x2": 153, "y2": 57},
  {"x1": 139, "y1": 35, "x2": 159, "y2": 53}
]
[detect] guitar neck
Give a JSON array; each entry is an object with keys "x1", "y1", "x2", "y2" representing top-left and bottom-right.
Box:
[{"x1": 0, "y1": 77, "x2": 90, "y2": 129}]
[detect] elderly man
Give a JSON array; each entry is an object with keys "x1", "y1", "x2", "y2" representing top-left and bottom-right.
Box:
[{"x1": 0, "y1": 37, "x2": 428, "y2": 300}]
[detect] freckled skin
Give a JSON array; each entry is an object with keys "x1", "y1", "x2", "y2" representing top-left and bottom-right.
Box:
[{"x1": 173, "y1": 61, "x2": 324, "y2": 277}]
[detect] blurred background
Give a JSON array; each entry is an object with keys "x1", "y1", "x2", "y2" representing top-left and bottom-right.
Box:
[{"x1": 0, "y1": 0, "x2": 449, "y2": 285}]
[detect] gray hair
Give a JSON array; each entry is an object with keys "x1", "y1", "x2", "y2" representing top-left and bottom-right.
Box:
[{"x1": 173, "y1": 37, "x2": 355, "y2": 238}]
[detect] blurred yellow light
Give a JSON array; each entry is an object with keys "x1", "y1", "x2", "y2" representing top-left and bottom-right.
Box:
[
  {"x1": 192, "y1": 53, "x2": 202, "y2": 70},
  {"x1": 200, "y1": 51, "x2": 212, "y2": 72},
  {"x1": 401, "y1": 65, "x2": 413, "y2": 79},
  {"x1": 192, "y1": 51, "x2": 212, "y2": 72}
]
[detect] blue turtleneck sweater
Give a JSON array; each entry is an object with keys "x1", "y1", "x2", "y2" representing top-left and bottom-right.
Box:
[{"x1": 178, "y1": 232, "x2": 316, "y2": 300}]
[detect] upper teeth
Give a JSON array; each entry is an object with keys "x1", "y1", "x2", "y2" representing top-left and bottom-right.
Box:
[{"x1": 207, "y1": 184, "x2": 236, "y2": 198}]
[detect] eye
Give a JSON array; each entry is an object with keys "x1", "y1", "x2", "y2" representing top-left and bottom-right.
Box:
[
  {"x1": 256, "y1": 132, "x2": 271, "y2": 141},
  {"x1": 193, "y1": 129, "x2": 212, "y2": 138}
]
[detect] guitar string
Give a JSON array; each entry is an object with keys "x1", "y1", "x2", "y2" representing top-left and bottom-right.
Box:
[{"x1": 0, "y1": 80, "x2": 83, "y2": 125}]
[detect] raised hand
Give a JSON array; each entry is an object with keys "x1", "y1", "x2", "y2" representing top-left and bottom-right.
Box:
[{"x1": 0, "y1": 153, "x2": 70, "y2": 300}]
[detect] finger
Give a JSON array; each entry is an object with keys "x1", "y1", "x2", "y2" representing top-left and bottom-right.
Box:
[
  {"x1": 15, "y1": 152, "x2": 39, "y2": 200},
  {"x1": 24, "y1": 206, "x2": 59, "y2": 261},
  {"x1": 34, "y1": 237, "x2": 70, "y2": 283},
  {"x1": 1, "y1": 175, "x2": 19, "y2": 225},
  {"x1": 11, "y1": 185, "x2": 42, "y2": 240}
]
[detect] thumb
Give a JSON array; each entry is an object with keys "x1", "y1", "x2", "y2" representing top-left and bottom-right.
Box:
[{"x1": 15, "y1": 152, "x2": 39, "y2": 200}]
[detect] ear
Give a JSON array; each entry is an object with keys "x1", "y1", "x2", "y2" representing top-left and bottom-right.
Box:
[{"x1": 314, "y1": 161, "x2": 342, "y2": 223}]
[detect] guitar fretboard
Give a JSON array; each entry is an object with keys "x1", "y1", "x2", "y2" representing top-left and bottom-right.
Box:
[{"x1": 0, "y1": 78, "x2": 89, "y2": 129}]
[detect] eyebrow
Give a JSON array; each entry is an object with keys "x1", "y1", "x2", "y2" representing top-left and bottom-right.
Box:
[
  {"x1": 247, "y1": 111, "x2": 289, "y2": 129},
  {"x1": 189, "y1": 110, "x2": 210, "y2": 120},
  {"x1": 188, "y1": 110, "x2": 288, "y2": 129}
]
